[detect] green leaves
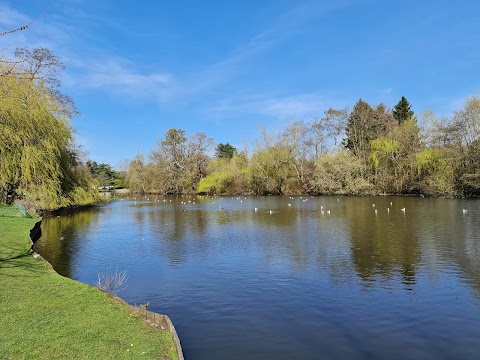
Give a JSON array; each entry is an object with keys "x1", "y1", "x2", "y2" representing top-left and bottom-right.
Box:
[
  {"x1": 197, "y1": 172, "x2": 235, "y2": 194},
  {"x1": 215, "y1": 143, "x2": 236, "y2": 159},
  {"x1": 0, "y1": 50, "x2": 97, "y2": 209},
  {"x1": 344, "y1": 99, "x2": 393, "y2": 161}
]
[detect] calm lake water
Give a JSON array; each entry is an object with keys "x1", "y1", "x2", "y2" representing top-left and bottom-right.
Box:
[{"x1": 34, "y1": 195, "x2": 480, "y2": 360}]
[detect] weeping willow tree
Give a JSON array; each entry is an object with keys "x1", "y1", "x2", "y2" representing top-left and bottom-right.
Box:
[{"x1": 0, "y1": 49, "x2": 99, "y2": 210}]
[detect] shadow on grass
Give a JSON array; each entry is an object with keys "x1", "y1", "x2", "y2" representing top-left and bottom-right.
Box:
[{"x1": 0, "y1": 251, "x2": 42, "y2": 277}]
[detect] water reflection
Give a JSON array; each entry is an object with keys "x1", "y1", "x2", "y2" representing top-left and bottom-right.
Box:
[
  {"x1": 343, "y1": 197, "x2": 421, "y2": 290},
  {"x1": 34, "y1": 206, "x2": 105, "y2": 277},
  {"x1": 36, "y1": 195, "x2": 480, "y2": 296}
]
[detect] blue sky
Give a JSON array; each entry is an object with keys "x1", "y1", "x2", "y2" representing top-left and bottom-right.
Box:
[{"x1": 1, "y1": 0, "x2": 479, "y2": 166}]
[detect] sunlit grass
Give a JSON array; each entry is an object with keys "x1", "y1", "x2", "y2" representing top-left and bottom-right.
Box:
[
  {"x1": 0, "y1": 207, "x2": 178, "y2": 360},
  {"x1": 0, "y1": 204, "x2": 22, "y2": 218}
]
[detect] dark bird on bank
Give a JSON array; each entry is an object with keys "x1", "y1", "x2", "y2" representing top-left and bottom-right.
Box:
[{"x1": 29, "y1": 220, "x2": 42, "y2": 251}]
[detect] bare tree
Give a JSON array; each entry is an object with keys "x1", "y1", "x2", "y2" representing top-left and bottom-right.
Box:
[
  {"x1": 96, "y1": 268, "x2": 128, "y2": 295},
  {"x1": 14, "y1": 47, "x2": 65, "y2": 86}
]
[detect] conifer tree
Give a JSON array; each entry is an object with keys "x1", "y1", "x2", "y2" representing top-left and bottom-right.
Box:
[
  {"x1": 215, "y1": 143, "x2": 236, "y2": 159},
  {"x1": 393, "y1": 96, "x2": 414, "y2": 125},
  {"x1": 343, "y1": 99, "x2": 375, "y2": 159}
]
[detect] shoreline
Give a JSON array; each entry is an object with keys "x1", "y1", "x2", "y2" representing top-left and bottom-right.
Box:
[
  {"x1": 113, "y1": 189, "x2": 479, "y2": 199},
  {"x1": 30, "y1": 220, "x2": 184, "y2": 359},
  {"x1": 0, "y1": 208, "x2": 183, "y2": 360}
]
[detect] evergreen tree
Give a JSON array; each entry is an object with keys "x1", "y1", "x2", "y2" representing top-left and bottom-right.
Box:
[
  {"x1": 393, "y1": 96, "x2": 414, "y2": 125},
  {"x1": 343, "y1": 99, "x2": 375, "y2": 159},
  {"x1": 86, "y1": 161, "x2": 118, "y2": 187},
  {"x1": 215, "y1": 143, "x2": 236, "y2": 159}
]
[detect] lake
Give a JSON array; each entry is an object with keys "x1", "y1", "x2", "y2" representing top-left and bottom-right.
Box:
[{"x1": 34, "y1": 195, "x2": 480, "y2": 360}]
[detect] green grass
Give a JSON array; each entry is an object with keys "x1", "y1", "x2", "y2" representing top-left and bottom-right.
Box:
[
  {"x1": 0, "y1": 205, "x2": 24, "y2": 218},
  {"x1": 0, "y1": 206, "x2": 178, "y2": 360}
]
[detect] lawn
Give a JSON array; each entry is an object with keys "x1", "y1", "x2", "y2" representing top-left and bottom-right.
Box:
[{"x1": 0, "y1": 205, "x2": 178, "y2": 360}]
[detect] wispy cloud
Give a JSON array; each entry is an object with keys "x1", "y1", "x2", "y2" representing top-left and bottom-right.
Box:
[
  {"x1": 64, "y1": 57, "x2": 174, "y2": 101},
  {"x1": 0, "y1": 3, "x2": 175, "y2": 102},
  {"x1": 0, "y1": 1, "x2": 349, "y2": 110},
  {"x1": 260, "y1": 94, "x2": 324, "y2": 118},
  {"x1": 0, "y1": 4, "x2": 32, "y2": 50},
  {"x1": 0, "y1": 3, "x2": 29, "y2": 27},
  {"x1": 204, "y1": 93, "x2": 327, "y2": 120},
  {"x1": 173, "y1": 1, "x2": 351, "y2": 101},
  {"x1": 0, "y1": 4, "x2": 74, "y2": 54}
]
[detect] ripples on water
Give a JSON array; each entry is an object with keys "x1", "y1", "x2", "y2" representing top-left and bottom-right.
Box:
[{"x1": 35, "y1": 195, "x2": 480, "y2": 360}]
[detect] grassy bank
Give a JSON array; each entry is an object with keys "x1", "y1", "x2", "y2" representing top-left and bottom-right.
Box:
[{"x1": 0, "y1": 205, "x2": 178, "y2": 360}]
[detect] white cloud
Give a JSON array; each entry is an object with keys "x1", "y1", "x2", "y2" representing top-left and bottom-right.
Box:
[
  {"x1": 205, "y1": 93, "x2": 326, "y2": 120},
  {"x1": 0, "y1": 1, "x2": 349, "y2": 111},
  {"x1": 0, "y1": 4, "x2": 29, "y2": 27},
  {"x1": 163, "y1": 1, "x2": 352, "y2": 104},
  {"x1": 65, "y1": 58, "x2": 174, "y2": 100},
  {"x1": 0, "y1": 3, "x2": 175, "y2": 102},
  {"x1": 257, "y1": 94, "x2": 325, "y2": 118}
]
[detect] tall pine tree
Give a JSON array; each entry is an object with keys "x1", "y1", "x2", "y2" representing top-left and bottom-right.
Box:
[
  {"x1": 343, "y1": 99, "x2": 375, "y2": 159},
  {"x1": 393, "y1": 96, "x2": 414, "y2": 125}
]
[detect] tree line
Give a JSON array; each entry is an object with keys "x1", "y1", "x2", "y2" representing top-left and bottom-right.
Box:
[
  {"x1": 124, "y1": 96, "x2": 480, "y2": 197},
  {"x1": 1, "y1": 41, "x2": 477, "y2": 208}
]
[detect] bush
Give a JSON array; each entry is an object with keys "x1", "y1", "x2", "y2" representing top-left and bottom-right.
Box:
[
  {"x1": 197, "y1": 172, "x2": 235, "y2": 194},
  {"x1": 312, "y1": 150, "x2": 374, "y2": 195}
]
